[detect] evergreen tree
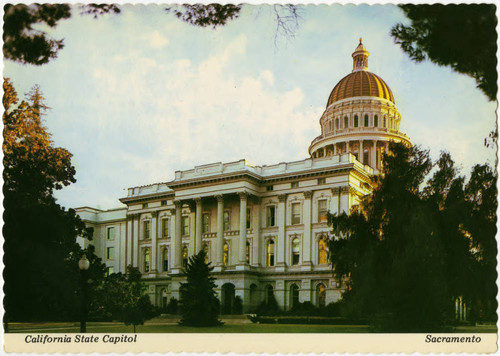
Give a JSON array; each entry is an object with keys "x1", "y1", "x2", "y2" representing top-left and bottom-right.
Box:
[
  {"x1": 179, "y1": 250, "x2": 222, "y2": 326},
  {"x1": 3, "y1": 78, "x2": 95, "y2": 322},
  {"x1": 328, "y1": 142, "x2": 496, "y2": 331}
]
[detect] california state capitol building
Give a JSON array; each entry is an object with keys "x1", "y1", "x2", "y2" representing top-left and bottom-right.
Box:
[{"x1": 76, "y1": 40, "x2": 411, "y2": 313}]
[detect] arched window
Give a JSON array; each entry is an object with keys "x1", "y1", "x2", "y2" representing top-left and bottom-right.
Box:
[
  {"x1": 374, "y1": 115, "x2": 378, "y2": 127},
  {"x1": 246, "y1": 241, "x2": 251, "y2": 263},
  {"x1": 335, "y1": 118, "x2": 339, "y2": 130},
  {"x1": 292, "y1": 238, "x2": 300, "y2": 265},
  {"x1": 383, "y1": 116, "x2": 387, "y2": 127},
  {"x1": 329, "y1": 121, "x2": 332, "y2": 132},
  {"x1": 354, "y1": 115, "x2": 359, "y2": 127},
  {"x1": 267, "y1": 239, "x2": 275, "y2": 266},
  {"x1": 316, "y1": 283, "x2": 326, "y2": 308},
  {"x1": 223, "y1": 241, "x2": 229, "y2": 266},
  {"x1": 364, "y1": 115, "x2": 369, "y2": 127},
  {"x1": 266, "y1": 285, "x2": 274, "y2": 303},
  {"x1": 182, "y1": 245, "x2": 188, "y2": 268},
  {"x1": 143, "y1": 248, "x2": 150, "y2": 273},
  {"x1": 318, "y1": 236, "x2": 328, "y2": 265},
  {"x1": 162, "y1": 248, "x2": 169, "y2": 272},
  {"x1": 344, "y1": 116, "x2": 348, "y2": 128},
  {"x1": 290, "y1": 284, "x2": 300, "y2": 310}
]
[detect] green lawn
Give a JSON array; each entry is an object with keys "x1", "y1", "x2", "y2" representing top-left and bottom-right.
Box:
[{"x1": 7, "y1": 322, "x2": 497, "y2": 334}]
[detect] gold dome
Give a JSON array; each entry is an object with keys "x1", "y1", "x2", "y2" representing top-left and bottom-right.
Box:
[
  {"x1": 326, "y1": 70, "x2": 395, "y2": 106},
  {"x1": 326, "y1": 39, "x2": 395, "y2": 107}
]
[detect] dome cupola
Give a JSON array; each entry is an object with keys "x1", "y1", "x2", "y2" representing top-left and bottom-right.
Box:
[{"x1": 308, "y1": 40, "x2": 411, "y2": 172}]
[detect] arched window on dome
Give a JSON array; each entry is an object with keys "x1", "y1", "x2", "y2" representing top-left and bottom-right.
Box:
[
  {"x1": 354, "y1": 115, "x2": 359, "y2": 127},
  {"x1": 344, "y1": 116, "x2": 348, "y2": 128},
  {"x1": 374, "y1": 115, "x2": 379, "y2": 127},
  {"x1": 364, "y1": 115, "x2": 369, "y2": 127},
  {"x1": 336, "y1": 118, "x2": 339, "y2": 130}
]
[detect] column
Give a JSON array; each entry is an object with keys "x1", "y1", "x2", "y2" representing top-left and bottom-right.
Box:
[
  {"x1": 173, "y1": 201, "x2": 182, "y2": 272},
  {"x1": 215, "y1": 195, "x2": 224, "y2": 267},
  {"x1": 195, "y1": 198, "x2": 203, "y2": 253},
  {"x1": 359, "y1": 140, "x2": 363, "y2": 164},
  {"x1": 346, "y1": 141, "x2": 350, "y2": 155},
  {"x1": 372, "y1": 140, "x2": 377, "y2": 169},
  {"x1": 151, "y1": 211, "x2": 157, "y2": 272},
  {"x1": 276, "y1": 194, "x2": 287, "y2": 269},
  {"x1": 132, "y1": 214, "x2": 139, "y2": 267},
  {"x1": 126, "y1": 217, "x2": 133, "y2": 266},
  {"x1": 302, "y1": 191, "x2": 313, "y2": 269},
  {"x1": 252, "y1": 198, "x2": 261, "y2": 266},
  {"x1": 238, "y1": 192, "x2": 248, "y2": 265}
]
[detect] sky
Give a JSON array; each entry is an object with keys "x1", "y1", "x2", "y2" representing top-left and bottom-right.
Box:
[{"x1": 4, "y1": 4, "x2": 497, "y2": 210}]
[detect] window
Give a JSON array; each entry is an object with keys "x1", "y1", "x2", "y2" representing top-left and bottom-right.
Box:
[
  {"x1": 246, "y1": 208, "x2": 251, "y2": 229},
  {"x1": 203, "y1": 244, "x2": 209, "y2": 263},
  {"x1": 292, "y1": 238, "x2": 300, "y2": 265},
  {"x1": 223, "y1": 242, "x2": 229, "y2": 266},
  {"x1": 363, "y1": 150, "x2": 369, "y2": 164},
  {"x1": 202, "y1": 213, "x2": 210, "y2": 233},
  {"x1": 107, "y1": 227, "x2": 115, "y2": 240},
  {"x1": 142, "y1": 203, "x2": 148, "y2": 209},
  {"x1": 290, "y1": 284, "x2": 299, "y2": 310},
  {"x1": 291, "y1": 202, "x2": 301, "y2": 225},
  {"x1": 161, "y1": 289, "x2": 168, "y2": 310},
  {"x1": 316, "y1": 283, "x2": 326, "y2": 307},
  {"x1": 318, "y1": 236, "x2": 328, "y2": 264},
  {"x1": 317, "y1": 177, "x2": 326, "y2": 185},
  {"x1": 267, "y1": 240, "x2": 275, "y2": 266},
  {"x1": 354, "y1": 115, "x2": 359, "y2": 127},
  {"x1": 161, "y1": 200, "x2": 167, "y2": 206},
  {"x1": 374, "y1": 115, "x2": 378, "y2": 127},
  {"x1": 182, "y1": 245, "x2": 188, "y2": 268},
  {"x1": 266, "y1": 206, "x2": 276, "y2": 227},
  {"x1": 143, "y1": 220, "x2": 150, "y2": 239},
  {"x1": 318, "y1": 200, "x2": 328, "y2": 222},
  {"x1": 291, "y1": 181, "x2": 299, "y2": 189},
  {"x1": 162, "y1": 218, "x2": 169, "y2": 237},
  {"x1": 266, "y1": 285, "x2": 274, "y2": 303},
  {"x1": 143, "y1": 249, "x2": 150, "y2": 272},
  {"x1": 223, "y1": 211, "x2": 230, "y2": 231},
  {"x1": 107, "y1": 266, "x2": 114, "y2": 276},
  {"x1": 246, "y1": 241, "x2": 251, "y2": 263},
  {"x1": 344, "y1": 116, "x2": 348, "y2": 128},
  {"x1": 162, "y1": 248, "x2": 169, "y2": 271},
  {"x1": 106, "y1": 247, "x2": 114, "y2": 260},
  {"x1": 182, "y1": 216, "x2": 189, "y2": 236},
  {"x1": 335, "y1": 118, "x2": 339, "y2": 130},
  {"x1": 383, "y1": 116, "x2": 387, "y2": 127},
  {"x1": 364, "y1": 115, "x2": 369, "y2": 127},
  {"x1": 266, "y1": 185, "x2": 274, "y2": 191}
]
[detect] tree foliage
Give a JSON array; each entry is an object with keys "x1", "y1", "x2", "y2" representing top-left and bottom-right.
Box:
[
  {"x1": 166, "y1": 4, "x2": 241, "y2": 28},
  {"x1": 3, "y1": 78, "x2": 96, "y2": 321},
  {"x1": 391, "y1": 4, "x2": 497, "y2": 101},
  {"x1": 179, "y1": 250, "x2": 222, "y2": 326},
  {"x1": 328, "y1": 142, "x2": 497, "y2": 331},
  {"x1": 92, "y1": 266, "x2": 158, "y2": 332}
]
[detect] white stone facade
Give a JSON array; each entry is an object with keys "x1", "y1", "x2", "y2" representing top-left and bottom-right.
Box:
[{"x1": 76, "y1": 40, "x2": 410, "y2": 312}]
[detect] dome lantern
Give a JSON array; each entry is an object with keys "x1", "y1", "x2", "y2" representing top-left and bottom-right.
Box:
[{"x1": 352, "y1": 38, "x2": 369, "y2": 72}]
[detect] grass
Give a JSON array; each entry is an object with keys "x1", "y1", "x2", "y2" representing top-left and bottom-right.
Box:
[{"x1": 6, "y1": 322, "x2": 497, "y2": 334}]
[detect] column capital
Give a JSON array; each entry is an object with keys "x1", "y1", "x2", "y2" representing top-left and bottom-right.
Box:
[
  {"x1": 303, "y1": 191, "x2": 313, "y2": 199},
  {"x1": 341, "y1": 185, "x2": 350, "y2": 193},
  {"x1": 238, "y1": 191, "x2": 248, "y2": 200},
  {"x1": 194, "y1": 197, "x2": 202, "y2": 204},
  {"x1": 215, "y1": 194, "x2": 224, "y2": 203},
  {"x1": 278, "y1": 194, "x2": 287, "y2": 203},
  {"x1": 331, "y1": 187, "x2": 342, "y2": 195},
  {"x1": 173, "y1": 200, "x2": 182, "y2": 208},
  {"x1": 152, "y1": 211, "x2": 159, "y2": 218}
]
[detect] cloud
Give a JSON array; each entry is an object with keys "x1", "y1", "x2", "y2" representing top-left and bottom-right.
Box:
[{"x1": 149, "y1": 30, "x2": 169, "y2": 49}]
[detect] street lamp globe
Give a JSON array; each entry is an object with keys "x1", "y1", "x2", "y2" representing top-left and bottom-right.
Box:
[{"x1": 78, "y1": 254, "x2": 90, "y2": 271}]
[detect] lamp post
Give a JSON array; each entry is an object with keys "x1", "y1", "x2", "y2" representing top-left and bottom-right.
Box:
[{"x1": 78, "y1": 254, "x2": 90, "y2": 333}]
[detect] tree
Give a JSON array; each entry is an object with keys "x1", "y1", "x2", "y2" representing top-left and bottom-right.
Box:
[
  {"x1": 3, "y1": 78, "x2": 95, "y2": 322},
  {"x1": 92, "y1": 266, "x2": 158, "y2": 332},
  {"x1": 328, "y1": 142, "x2": 496, "y2": 331},
  {"x1": 179, "y1": 250, "x2": 222, "y2": 326},
  {"x1": 3, "y1": 4, "x2": 119, "y2": 65},
  {"x1": 391, "y1": 4, "x2": 497, "y2": 101}
]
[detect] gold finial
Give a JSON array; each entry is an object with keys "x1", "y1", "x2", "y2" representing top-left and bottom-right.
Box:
[{"x1": 359, "y1": 37, "x2": 362, "y2": 44}]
